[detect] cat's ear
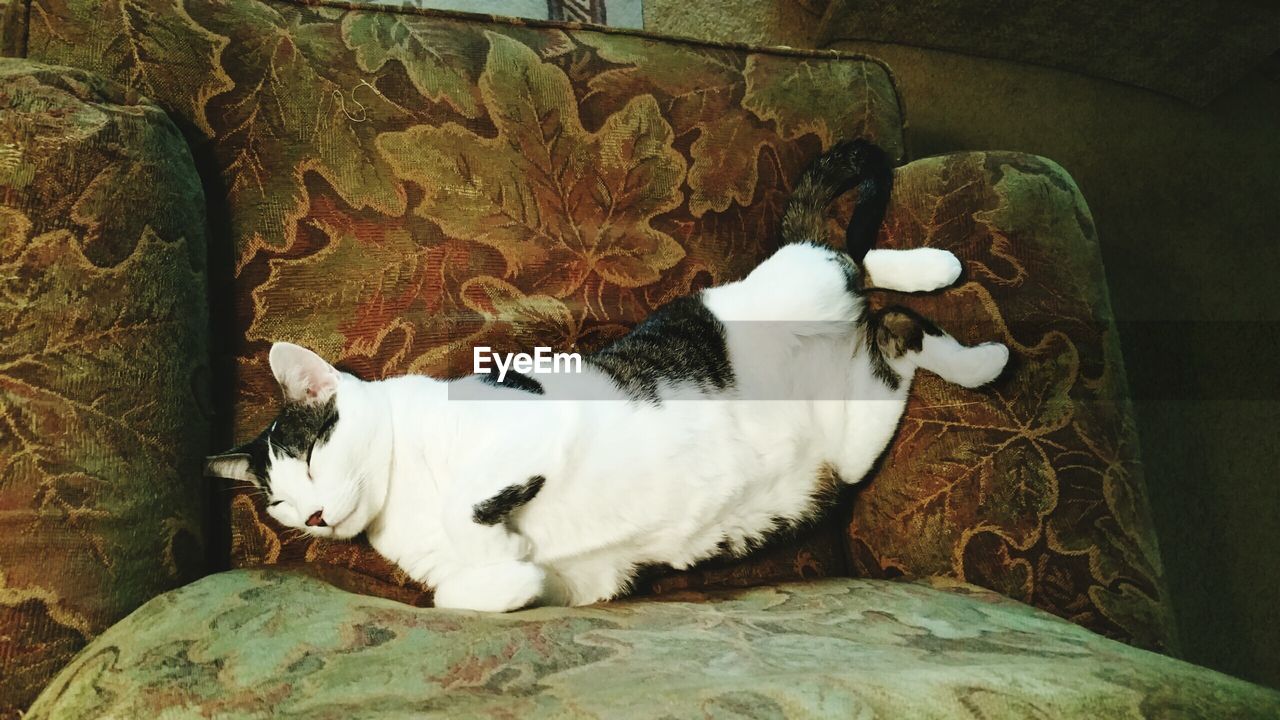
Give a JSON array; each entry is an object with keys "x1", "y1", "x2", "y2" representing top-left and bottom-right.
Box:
[
  {"x1": 204, "y1": 451, "x2": 258, "y2": 483},
  {"x1": 269, "y1": 342, "x2": 339, "y2": 404}
]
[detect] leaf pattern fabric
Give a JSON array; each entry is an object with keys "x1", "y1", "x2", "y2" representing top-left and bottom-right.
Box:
[
  {"x1": 377, "y1": 34, "x2": 688, "y2": 298},
  {"x1": 1, "y1": 0, "x2": 1175, "y2": 666},
  {"x1": 27, "y1": 569, "x2": 1280, "y2": 719},
  {"x1": 0, "y1": 60, "x2": 210, "y2": 718},
  {"x1": 846, "y1": 152, "x2": 1177, "y2": 653},
  {"x1": 7, "y1": 0, "x2": 905, "y2": 605}
]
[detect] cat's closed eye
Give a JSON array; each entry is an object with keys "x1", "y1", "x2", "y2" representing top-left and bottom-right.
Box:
[{"x1": 307, "y1": 415, "x2": 338, "y2": 465}]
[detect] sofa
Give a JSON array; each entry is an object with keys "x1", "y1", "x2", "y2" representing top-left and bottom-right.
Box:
[{"x1": 1, "y1": 1, "x2": 1277, "y2": 717}]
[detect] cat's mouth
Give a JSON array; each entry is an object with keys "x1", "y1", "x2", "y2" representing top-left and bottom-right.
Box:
[{"x1": 305, "y1": 508, "x2": 355, "y2": 538}]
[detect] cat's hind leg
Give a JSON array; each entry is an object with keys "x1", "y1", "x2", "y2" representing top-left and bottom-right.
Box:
[
  {"x1": 872, "y1": 306, "x2": 1008, "y2": 389},
  {"x1": 703, "y1": 243, "x2": 860, "y2": 324},
  {"x1": 863, "y1": 248, "x2": 962, "y2": 293},
  {"x1": 543, "y1": 554, "x2": 631, "y2": 606},
  {"x1": 826, "y1": 308, "x2": 1006, "y2": 487}
]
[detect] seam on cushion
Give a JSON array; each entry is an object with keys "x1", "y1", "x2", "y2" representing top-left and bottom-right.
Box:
[
  {"x1": 0, "y1": 0, "x2": 32, "y2": 57},
  {"x1": 1017, "y1": 150, "x2": 1177, "y2": 653},
  {"x1": 812, "y1": 3, "x2": 909, "y2": 160},
  {"x1": 885, "y1": 63, "x2": 909, "y2": 162},
  {"x1": 865, "y1": 52, "x2": 907, "y2": 163},
  {"x1": 20, "y1": 0, "x2": 29, "y2": 57},
  {"x1": 816, "y1": 37, "x2": 909, "y2": 163},
  {"x1": 281, "y1": 0, "x2": 899, "y2": 65}
]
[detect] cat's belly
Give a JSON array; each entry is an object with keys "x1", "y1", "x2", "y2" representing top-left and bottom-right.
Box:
[{"x1": 517, "y1": 398, "x2": 836, "y2": 580}]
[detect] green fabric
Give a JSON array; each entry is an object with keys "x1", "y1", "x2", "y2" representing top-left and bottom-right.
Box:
[
  {"x1": 30, "y1": 569, "x2": 1280, "y2": 719},
  {"x1": 0, "y1": 59, "x2": 210, "y2": 717}
]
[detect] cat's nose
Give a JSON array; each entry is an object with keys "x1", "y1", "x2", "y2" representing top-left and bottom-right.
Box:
[{"x1": 305, "y1": 509, "x2": 327, "y2": 527}]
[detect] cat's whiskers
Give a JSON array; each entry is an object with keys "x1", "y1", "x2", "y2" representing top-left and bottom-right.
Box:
[{"x1": 280, "y1": 527, "x2": 308, "y2": 542}]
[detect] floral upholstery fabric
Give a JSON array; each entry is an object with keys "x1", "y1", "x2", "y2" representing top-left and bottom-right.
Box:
[
  {"x1": 1, "y1": 0, "x2": 1173, "y2": 665},
  {"x1": 2, "y1": 0, "x2": 905, "y2": 600},
  {"x1": 844, "y1": 152, "x2": 1177, "y2": 654},
  {"x1": 0, "y1": 59, "x2": 210, "y2": 717},
  {"x1": 28, "y1": 569, "x2": 1280, "y2": 719}
]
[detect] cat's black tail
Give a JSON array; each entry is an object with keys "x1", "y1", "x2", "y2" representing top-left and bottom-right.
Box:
[{"x1": 780, "y1": 138, "x2": 894, "y2": 261}]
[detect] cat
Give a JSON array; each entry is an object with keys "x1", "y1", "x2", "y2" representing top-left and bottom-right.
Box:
[{"x1": 206, "y1": 139, "x2": 1009, "y2": 612}]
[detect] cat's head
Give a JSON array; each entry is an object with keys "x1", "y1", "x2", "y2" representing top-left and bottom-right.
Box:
[{"x1": 205, "y1": 342, "x2": 390, "y2": 540}]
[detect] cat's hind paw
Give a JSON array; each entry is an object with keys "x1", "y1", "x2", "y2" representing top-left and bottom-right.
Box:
[
  {"x1": 864, "y1": 248, "x2": 962, "y2": 293},
  {"x1": 950, "y1": 341, "x2": 1010, "y2": 388}
]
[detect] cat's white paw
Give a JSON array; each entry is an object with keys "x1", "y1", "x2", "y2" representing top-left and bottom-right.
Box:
[
  {"x1": 864, "y1": 248, "x2": 962, "y2": 292},
  {"x1": 935, "y1": 250, "x2": 964, "y2": 288},
  {"x1": 954, "y1": 342, "x2": 1010, "y2": 388},
  {"x1": 434, "y1": 561, "x2": 546, "y2": 612}
]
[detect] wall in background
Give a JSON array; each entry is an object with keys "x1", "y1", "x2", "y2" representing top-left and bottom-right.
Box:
[{"x1": 646, "y1": 1, "x2": 1280, "y2": 690}]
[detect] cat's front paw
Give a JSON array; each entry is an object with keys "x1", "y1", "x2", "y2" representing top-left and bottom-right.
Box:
[{"x1": 434, "y1": 561, "x2": 546, "y2": 613}]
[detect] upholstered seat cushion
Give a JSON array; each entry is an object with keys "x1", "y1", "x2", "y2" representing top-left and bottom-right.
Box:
[{"x1": 28, "y1": 569, "x2": 1280, "y2": 719}]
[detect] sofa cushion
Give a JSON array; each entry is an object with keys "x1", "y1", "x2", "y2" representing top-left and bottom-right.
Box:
[
  {"x1": 3, "y1": 0, "x2": 906, "y2": 599},
  {"x1": 0, "y1": 59, "x2": 210, "y2": 717},
  {"x1": 839, "y1": 151, "x2": 1177, "y2": 654},
  {"x1": 28, "y1": 568, "x2": 1280, "y2": 719}
]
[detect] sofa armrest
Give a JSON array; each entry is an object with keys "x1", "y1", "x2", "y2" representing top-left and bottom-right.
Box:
[
  {"x1": 842, "y1": 151, "x2": 1177, "y2": 653},
  {"x1": 0, "y1": 59, "x2": 210, "y2": 714}
]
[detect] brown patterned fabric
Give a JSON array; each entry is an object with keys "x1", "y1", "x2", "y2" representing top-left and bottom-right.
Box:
[
  {"x1": 844, "y1": 151, "x2": 1177, "y2": 653},
  {"x1": 1, "y1": 0, "x2": 904, "y2": 601},
  {"x1": 0, "y1": 59, "x2": 210, "y2": 718}
]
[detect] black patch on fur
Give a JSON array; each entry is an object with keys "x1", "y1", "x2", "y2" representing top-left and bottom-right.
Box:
[
  {"x1": 210, "y1": 397, "x2": 339, "y2": 491},
  {"x1": 473, "y1": 475, "x2": 546, "y2": 526},
  {"x1": 479, "y1": 368, "x2": 544, "y2": 395},
  {"x1": 586, "y1": 296, "x2": 734, "y2": 404},
  {"x1": 728, "y1": 465, "x2": 843, "y2": 557},
  {"x1": 308, "y1": 413, "x2": 339, "y2": 464},
  {"x1": 865, "y1": 305, "x2": 944, "y2": 390},
  {"x1": 628, "y1": 466, "x2": 846, "y2": 596},
  {"x1": 246, "y1": 434, "x2": 273, "y2": 482},
  {"x1": 828, "y1": 251, "x2": 862, "y2": 293},
  {"x1": 780, "y1": 138, "x2": 893, "y2": 261},
  {"x1": 267, "y1": 396, "x2": 339, "y2": 459}
]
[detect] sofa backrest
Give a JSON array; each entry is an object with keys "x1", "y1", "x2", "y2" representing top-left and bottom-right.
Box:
[{"x1": 3, "y1": 0, "x2": 906, "y2": 601}]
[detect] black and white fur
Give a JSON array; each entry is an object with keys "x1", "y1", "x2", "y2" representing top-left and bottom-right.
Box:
[{"x1": 207, "y1": 140, "x2": 1008, "y2": 612}]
